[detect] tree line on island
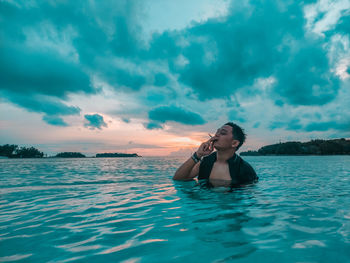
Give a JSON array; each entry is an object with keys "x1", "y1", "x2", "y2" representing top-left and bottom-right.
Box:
[
  {"x1": 0, "y1": 144, "x2": 44, "y2": 158},
  {"x1": 0, "y1": 144, "x2": 141, "y2": 158},
  {"x1": 1, "y1": 138, "x2": 349, "y2": 158},
  {"x1": 55, "y1": 152, "x2": 140, "y2": 158},
  {"x1": 240, "y1": 138, "x2": 350, "y2": 156}
]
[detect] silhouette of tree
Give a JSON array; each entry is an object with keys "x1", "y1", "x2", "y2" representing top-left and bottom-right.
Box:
[
  {"x1": 13, "y1": 146, "x2": 44, "y2": 158},
  {"x1": 241, "y1": 138, "x2": 350, "y2": 156},
  {"x1": 55, "y1": 152, "x2": 86, "y2": 158},
  {"x1": 96, "y1": 153, "x2": 140, "y2": 157},
  {"x1": 0, "y1": 144, "x2": 18, "y2": 157}
]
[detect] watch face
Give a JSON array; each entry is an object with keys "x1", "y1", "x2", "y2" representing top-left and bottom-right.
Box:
[{"x1": 192, "y1": 155, "x2": 199, "y2": 163}]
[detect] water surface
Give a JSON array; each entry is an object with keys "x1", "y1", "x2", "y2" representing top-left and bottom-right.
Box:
[{"x1": 1, "y1": 156, "x2": 350, "y2": 262}]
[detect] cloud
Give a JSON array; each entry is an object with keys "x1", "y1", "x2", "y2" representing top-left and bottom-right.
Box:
[
  {"x1": 144, "y1": 0, "x2": 343, "y2": 107},
  {"x1": 153, "y1": 73, "x2": 169, "y2": 86},
  {"x1": 2, "y1": 93, "x2": 81, "y2": 116},
  {"x1": 149, "y1": 105, "x2": 206, "y2": 125},
  {"x1": 273, "y1": 42, "x2": 340, "y2": 105},
  {"x1": 0, "y1": 0, "x2": 144, "y2": 122},
  {"x1": 270, "y1": 119, "x2": 303, "y2": 131},
  {"x1": 0, "y1": 46, "x2": 93, "y2": 98},
  {"x1": 143, "y1": 87, "x2": 178, "y2": 104},
  {"x1": 143, "y1": 122, "x2": 163, "y2": 130},
  {"x1": 269, "y1": 111, "x2": 350, "y2": 133},
  {"x1": 122, "y1": 117, "x2": 131, "y2": 123},
  {"x1": 123, "y1": 142, "x2": 164, "y2": 149},
  {"x1": 1, "y1": 0, "x2": 349, "y2": 140},
  {"x1": 84, "y1": 114, "x2": 108, "y2": 130},
  {"x1": 304, "y1": 120, "x2": 350, "y2": 132},
  {"x1": 253, "y1": 122, "x2": 260, "y2": 128},
  {"x1": 96, "y1": 62, "x2": 147, "y2": 91},
  {"x1": 169, "y1": 148, "x2": 193, "y2": 157},
  {"x1": 146, "y1": 31, "x2": 182, "y2": 59},
  {"x1": 227, "y1": 108, "x2": 246, "y2": 123},
  {"x1": 333, "y1": 9, "x2": 350, "y2": 34},
  {"x1": 42, "y1": 115, "x2": 68, "y2": 127},
  {"x1": 151, "y1": 2, "x2": 293, "y2": 99}
]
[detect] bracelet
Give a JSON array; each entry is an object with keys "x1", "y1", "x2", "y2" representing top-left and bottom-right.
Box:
[{"x1": 191, "y1": 152, "x2": 201, "y2": 163}]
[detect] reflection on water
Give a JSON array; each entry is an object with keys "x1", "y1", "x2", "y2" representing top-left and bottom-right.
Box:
[{"x1": 1, "y1": 156, "x2": 350, "y2": 262}]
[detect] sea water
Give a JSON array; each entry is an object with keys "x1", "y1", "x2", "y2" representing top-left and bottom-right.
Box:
[{"x1": 1, "y1": 156, "x2": 350, "y2": 262}]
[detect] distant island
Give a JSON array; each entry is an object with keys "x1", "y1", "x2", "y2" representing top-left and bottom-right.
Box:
[
  {"x1": 240, "y1": 138, "x2": 350, "y2": 156},
  {"x1": 96, "y1": 153, "x2": 141, "y2": 158},
  {"x1": 55, "y1": 152, "x2": 86, "y2": 158},
  {"x1": 0, "y1": 144, "x2": 141, "y2": 158},
  {"x1": 0, "y1": 144, "x2": 44, "y2": 158}
]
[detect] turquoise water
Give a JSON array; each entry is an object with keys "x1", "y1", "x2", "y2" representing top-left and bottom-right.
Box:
[{"x1": 1, "y1": 156, "x2": 350, "y2": 262}]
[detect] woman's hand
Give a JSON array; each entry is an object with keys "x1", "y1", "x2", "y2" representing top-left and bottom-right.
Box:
[{"x1": 196, "y1": 138, "x2": 215, "y2": 158}]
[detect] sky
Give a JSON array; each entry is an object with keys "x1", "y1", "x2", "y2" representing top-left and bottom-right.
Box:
[{"x1": 0, "y1": 0, "x2": 349, "y2": 156}]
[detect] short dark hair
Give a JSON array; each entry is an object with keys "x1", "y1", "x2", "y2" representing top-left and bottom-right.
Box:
[{"x1": 224, "y1": 122, "x2": 246, "y2": 150}]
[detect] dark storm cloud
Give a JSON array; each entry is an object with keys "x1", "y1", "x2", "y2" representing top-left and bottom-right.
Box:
[
  {"x1": 0, "y1": 0, "x2": 147, "y2": 123},
  {"x1": 274, "y1": 42, "x2": 340, "y2": 105},
  {"x1": 84, "y1": 114, "x2": 108, "y2": 130},
  {"x1": 148, "y1": 105, "x2": 206, "y2": 125},
  {"x1": 146, "y1": 31, "x2": 182, "y2": 59},
  {"x1": 146, "y1": 0, "x2": 343, "y2": 106},
  {"x1": 1, "y1": 92, "x2": 81, "y2": 126},
  {"x1": 1, "y1": 0, "x2": 348, "y2": 130},
  {"x1": 96, "y1": 64, "x2": 147, "y2": 91},
  {"x1": 0, "y1": 46, "x2": 92, "y2": 98},
  {"x1": 0, "y1": 1, "x2": 92, "y2": 122},
  {"x1": 1, "y1": 92, "x2": 80, "y2": 116}
]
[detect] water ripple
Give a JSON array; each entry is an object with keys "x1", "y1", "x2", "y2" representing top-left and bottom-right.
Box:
[{"x1": 1, "y1": 156, "x2": 350, "y2": 262}]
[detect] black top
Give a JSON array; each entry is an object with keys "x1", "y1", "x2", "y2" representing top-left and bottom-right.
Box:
[{"x1": 198, "y1": 152, "x2": 258, "y2": 187}]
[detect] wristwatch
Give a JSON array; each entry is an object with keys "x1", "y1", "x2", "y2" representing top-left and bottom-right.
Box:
[{"x1": 191, "y1": 152, "x2": 201, "y2": 163}]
